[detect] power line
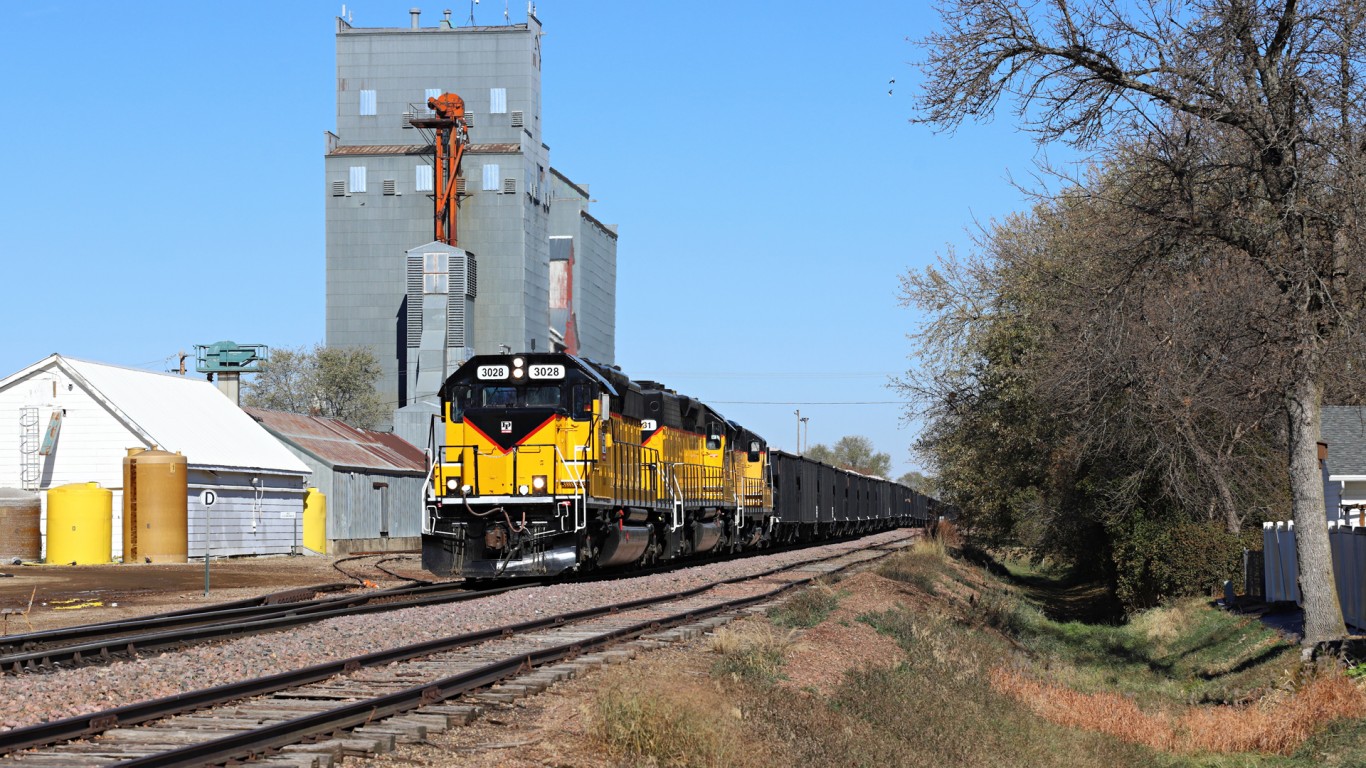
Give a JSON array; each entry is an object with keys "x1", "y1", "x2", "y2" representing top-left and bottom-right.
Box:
[{"x1": 709, "y1": 400, "x2": 905, "y2": 405}]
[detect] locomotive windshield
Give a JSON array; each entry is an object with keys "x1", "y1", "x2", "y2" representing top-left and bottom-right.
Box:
[{"x1": 477, "y1": 384, "x2": 561, "y2": 408}]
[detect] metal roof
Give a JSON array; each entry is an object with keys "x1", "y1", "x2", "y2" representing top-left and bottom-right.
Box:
[
  {"x1": 243, "y1": 408, "x2": 425, "y2": 475},
  {"x1": 0, "y1": 355, "x2": 310, "y2": 475}
]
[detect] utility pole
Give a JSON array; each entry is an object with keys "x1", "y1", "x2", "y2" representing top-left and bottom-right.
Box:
[
  {"x1": 801, "y1": 417, "x2": 809, "y2": 454},
  {"x1": 794, "y1": 409, "x2": 801, "y2": 455}
]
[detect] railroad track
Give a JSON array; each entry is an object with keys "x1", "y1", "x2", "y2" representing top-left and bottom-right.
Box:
[
  {"x1": 0, "y1": 580, "x2": 520, "y2": 675},
  {"x1": 0, "y1": 535, "x2": 912, "y2": 767},
  {"x1": 0, "y1": 533, "x2": 909, "y2": 675}
]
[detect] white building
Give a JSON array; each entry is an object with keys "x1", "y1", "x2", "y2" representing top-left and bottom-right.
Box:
[{"x1": 0, "y1": 355, "x2": 311, "y2": 560}]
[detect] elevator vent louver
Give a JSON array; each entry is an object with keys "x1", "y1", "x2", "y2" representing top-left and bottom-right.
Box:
[
  {"x1": 502, "y1": 178, "x2": 516, "y2": 195},
  {"x1": 511, "y1": 110, "x2": 524, "y2": 128},
  {"x1": 331, "y1": 180, "x2": 346, "y2": 196},
  {"x1": 383, "y1": 179, "x2": 397, "y2": 196}
]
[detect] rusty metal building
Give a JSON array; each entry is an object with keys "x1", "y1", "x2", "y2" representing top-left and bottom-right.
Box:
[{"x1": 244, "y1": 408, "x2": 426, "y2": 554}]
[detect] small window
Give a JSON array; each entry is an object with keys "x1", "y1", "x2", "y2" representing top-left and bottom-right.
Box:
[
  {"x1": 424, "y1": 88, "x2": 442, "y2": 109},
  {"x1": 415, "y1": 165, "x2": 433, "y2": 192},
  {"x1": 706, "y1": 434, "x2": 721, "y2": 451},
  {"x1": 349, "y1": 166, "x2": 367, "y2": 193},
  {"x1": 359, "y1": 90, "x2": 377, "y2": 116},
  {"x1": 482, "y1": 164, "x2": 500, "y2": 191},
  {"x1": 489, "y1": 87, "x2": 507, "y2": 114}
]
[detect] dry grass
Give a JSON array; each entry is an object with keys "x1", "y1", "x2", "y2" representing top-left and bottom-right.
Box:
[
  {"x1": 991, "y1": 666, "x2": 1366, "y2": 755},
  {"x1": 592, "y1": 663, "x2": 776, "y2": 768},
  {"x1": 934, "y1": 519, "x2": 963, "y2": 549},
  {"x1": 708, "y1": 620, "x2": 797, "y2": 684}
]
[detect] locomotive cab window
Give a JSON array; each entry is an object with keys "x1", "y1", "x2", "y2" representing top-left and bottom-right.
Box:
[
  {"x1": 570, "y1": 383, "x2": 596, "y2": 420},
  {"x1": 448, "y1": 384, "x2": 471, "y2": 421},
  {"x1": 747, "y1": 440, "x2": 761, "y2": 462},
  {"x1": 525, "y1": 385, "x2": 561, "y2": 408},
  {"x1": 480, "y1": 386, "x2": 517, "y2": 407},
  {"x1": 705, "y1": 424, "x2": 722, "y2": 450}
]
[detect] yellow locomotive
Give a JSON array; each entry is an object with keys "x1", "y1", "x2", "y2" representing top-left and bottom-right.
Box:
[{"x1": 421, "y1": 352, "x2": 772, "y2": 577}]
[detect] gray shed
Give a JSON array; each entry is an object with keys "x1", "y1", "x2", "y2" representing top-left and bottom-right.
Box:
[{"x1": 244, "y1": 408, "x2": 427, "y2": 554}]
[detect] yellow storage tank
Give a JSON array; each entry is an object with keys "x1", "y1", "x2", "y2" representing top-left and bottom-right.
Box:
[
  {"x1": 304, "y1": 488, "x2": 327, "y2": 554},
  {"x1": 123, "y1": 448, "x2": 188, "y2": 564},
  {"x1": 46, "y1": 483, "x2": 113, "y2": 564}
]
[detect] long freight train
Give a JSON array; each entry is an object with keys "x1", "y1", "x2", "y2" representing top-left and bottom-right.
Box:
[{"x1": 421, "y1": 352, "x2": 934, "y2": 578}]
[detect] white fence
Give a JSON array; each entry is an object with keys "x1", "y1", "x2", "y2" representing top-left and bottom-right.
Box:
[{"x1": 1263, "y1": 520, "x2": 1366, "y2": 630}]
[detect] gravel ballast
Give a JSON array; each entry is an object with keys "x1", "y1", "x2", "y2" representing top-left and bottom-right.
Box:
[{"x1": 0, "y1": 530, "x2": 912, "y2": 730}]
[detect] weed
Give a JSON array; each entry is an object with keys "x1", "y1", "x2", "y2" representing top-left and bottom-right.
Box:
[
  {"x1": 877, "y1": 545, "x2": 947, "y2": 593},
  {"x1": 709, "y1": 621, "x2": 795, "y2": 685},
  {"x1": 970, "y1": 587, "x2": 1039, "y2": 636},
  {"x1": 593, "y1": 666, "x2": 765, "y2": 768},
  {"x1": 768, "y1": 583, "x2": 840, "y2": 628}
]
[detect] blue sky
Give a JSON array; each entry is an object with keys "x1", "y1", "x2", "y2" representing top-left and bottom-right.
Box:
[{"x1": 0, "y1": 1, "x2": 1051, "y2": 480}]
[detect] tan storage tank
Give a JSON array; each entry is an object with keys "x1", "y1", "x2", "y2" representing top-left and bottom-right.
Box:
[
  {"x1": 0, "y1": 488, "x2": 42, "y2": 562},
  {"x1": 47, "y1": 483, "x2": 112, "y2": 564},
  {"x1": 304, "y1": 488, "x2": 327, "y2": 554},
  {"x1": 123, "y1": 448, "x2": 188, "y2": 563}
]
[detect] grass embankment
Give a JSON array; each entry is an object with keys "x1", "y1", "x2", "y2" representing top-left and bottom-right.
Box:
[{"x1": 590, "y1": 532, "x2": 1366, "y2": 767}]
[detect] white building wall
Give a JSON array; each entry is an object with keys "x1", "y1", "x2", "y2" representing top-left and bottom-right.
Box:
[{"x1": 2, "y1": 363, "x2": 310, "y2": 561}]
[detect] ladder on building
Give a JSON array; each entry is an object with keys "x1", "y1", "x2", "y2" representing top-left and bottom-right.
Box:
[{"x1": 18, "y1": 407, "x2": 40, "y2": 491}]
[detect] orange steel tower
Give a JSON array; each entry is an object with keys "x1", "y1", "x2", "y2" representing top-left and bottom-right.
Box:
[{"x1": 411, "y1": 93, "x2": 469, "y2": 246}]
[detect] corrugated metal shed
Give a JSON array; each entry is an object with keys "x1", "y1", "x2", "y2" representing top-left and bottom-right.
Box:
[
  {"x1": 0, "y1": 354, "x2": 311, "y2": 559},
  {"x1": 242, "y1": 408, "x2": 426, "y2": 552},
  {"x1": 242, "y1": 408, "x2": 423, "y2": 473}
]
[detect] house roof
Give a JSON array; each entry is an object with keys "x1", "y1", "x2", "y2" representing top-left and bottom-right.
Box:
[
  {"x1": 1321, "y1": 406, "x2": 1366, "y2": 478},
  {"x1": 243, "y1": 408, "x2": 425, "y2": 475},
  {"x1": 0, "y1": 355, "x2": 309, "y2": 475}
]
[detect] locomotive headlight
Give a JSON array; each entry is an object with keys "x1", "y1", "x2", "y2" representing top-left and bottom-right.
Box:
[
  {"x1": 513, "y1": 367, "x2": 524, "y2": 379},
  {"x1": 513, "y1": 357, "x2": 525, "y2": 367},
  {"x1": 445, "y1": 477, "x2": 460, "y2": 492},
  {"x1": 519, "y1": 484, "x2": 530, "y2": 495},
  {"x1": 531, "y1": 475, "x2": 547, "y2": 494}
]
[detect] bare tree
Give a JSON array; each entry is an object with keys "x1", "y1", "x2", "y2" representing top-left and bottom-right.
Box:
[{"x1": 914, "y1": 0, "x2": 1366, "y2": 643}]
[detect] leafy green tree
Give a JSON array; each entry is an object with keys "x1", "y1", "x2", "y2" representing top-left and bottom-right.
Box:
[
  {"x1": 244, "y1": 343, "x2": 388, "y2": 430},
  {"x1": 804, "y1": 436, "x2": 892, "y2": 478},
  {"x1": 897, "y1": 470, "x2": 937, "y2": 497},
  {"x1": 913, "y1": 0, "x2": 1366, "y2": 644}
]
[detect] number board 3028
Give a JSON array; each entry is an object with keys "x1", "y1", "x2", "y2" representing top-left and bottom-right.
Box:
[
  {"x1": 477, "y1": 365, "x2": 509, "y2": 380},
  {"x1": 529, "y1": 364, "x2": 565, "y2": 380}
]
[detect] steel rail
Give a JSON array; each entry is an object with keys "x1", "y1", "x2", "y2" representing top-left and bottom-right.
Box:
[
  {"x1": 0, "y1": 542, "x2": 896, "y2": 757},
  {"x1": 120, "y1": 570, "x2": 829, "y2": 768},
  {"x1": 0, "y1": 581, "x2": 525, "y2": 674}
]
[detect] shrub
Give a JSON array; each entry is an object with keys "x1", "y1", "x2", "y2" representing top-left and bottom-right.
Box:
[{"x1": 1108, "y1": 514, "x2": 1243, "y2": 609}]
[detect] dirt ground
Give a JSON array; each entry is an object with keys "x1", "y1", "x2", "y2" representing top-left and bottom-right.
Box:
[{"x1": 0, "y1": 551, "x2": 439, "y2": 634}]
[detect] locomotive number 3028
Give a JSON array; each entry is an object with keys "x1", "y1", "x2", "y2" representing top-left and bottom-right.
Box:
[{"x1": 529, "y1": 364, "x2": 565, "y2": 379}]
